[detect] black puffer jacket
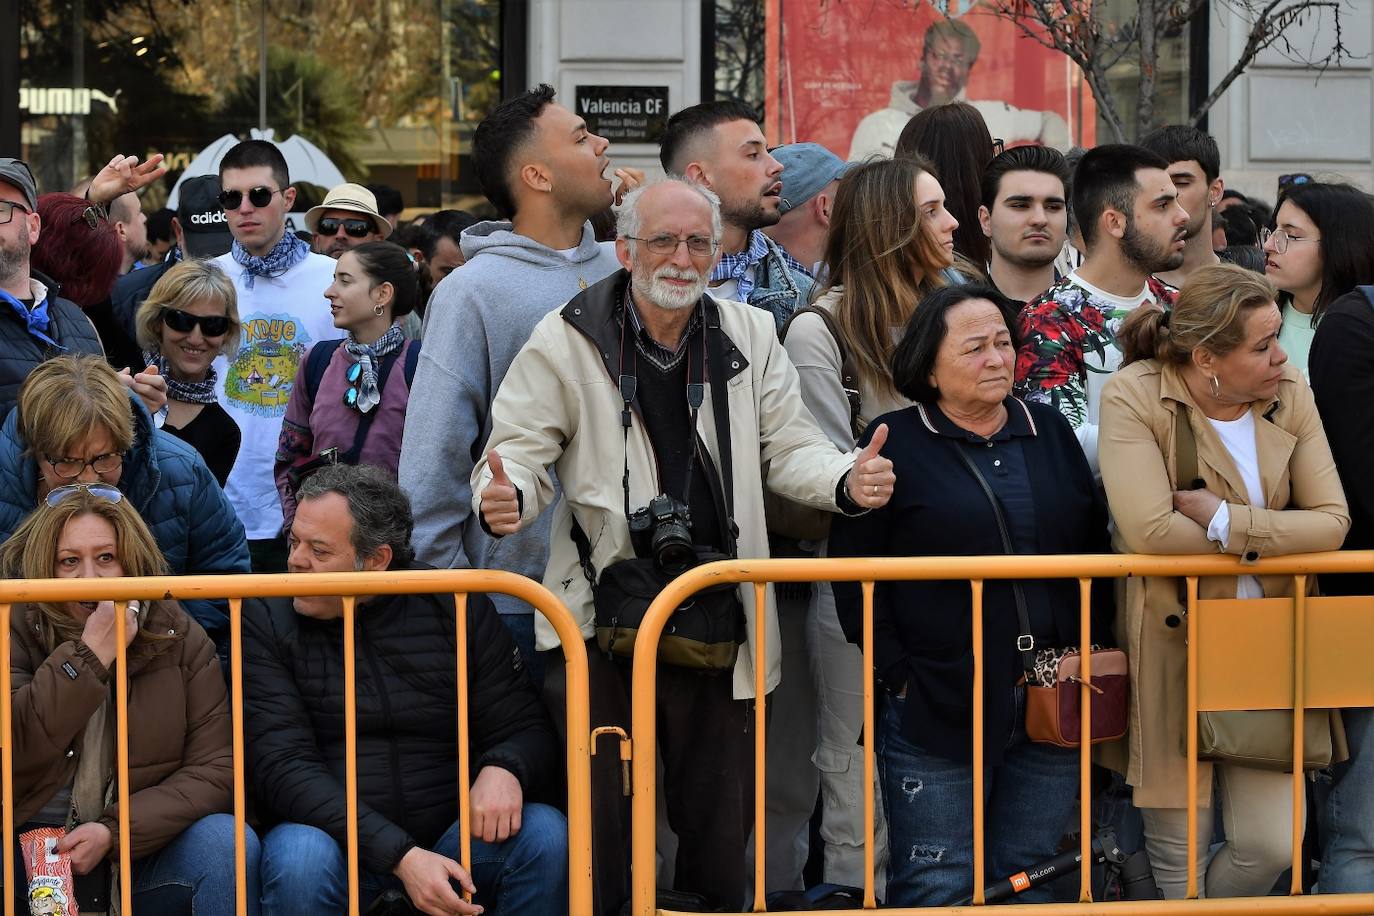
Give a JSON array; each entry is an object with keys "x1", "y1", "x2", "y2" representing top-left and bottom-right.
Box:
[
  {"x1": 242, "y1": 576, "x2": 558, "y2": 873},
  {"x1": 0, "y1": 270, "x2": 104, "y2": 418}
]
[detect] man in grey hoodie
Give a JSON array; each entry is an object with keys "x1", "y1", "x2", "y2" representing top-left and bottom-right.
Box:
[{"x1": 398, "y1": 84, "x2": 636, "y2": 680}]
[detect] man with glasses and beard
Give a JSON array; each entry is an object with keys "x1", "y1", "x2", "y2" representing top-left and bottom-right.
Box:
[
  {"x1": 211, "y1": 139, "x2": 337, "y2": 572},
  {"x1": 1014, "y1": 144, "x2": 1189, "y2": 474},
  {"x1": 0, "y1": 158, "x2": 104, "y2": 417},
  {"x1": 472, "y1": 178, "x2": 896, "y2": 913},
  {"x1": 304, "y1": 183, "x2": 391, "y2": 259}
]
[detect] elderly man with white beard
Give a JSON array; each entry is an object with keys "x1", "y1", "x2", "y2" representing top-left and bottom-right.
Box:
[{"x1": 471, "y1": 177, "x2": 896, "y2": 913}]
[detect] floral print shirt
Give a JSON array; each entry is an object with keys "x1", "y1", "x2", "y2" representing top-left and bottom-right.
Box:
[{"x1": 1013, "y1": 272, "x2": 1177, "y2": 471}]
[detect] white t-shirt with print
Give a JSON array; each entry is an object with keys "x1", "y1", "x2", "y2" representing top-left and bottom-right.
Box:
[{"x1": 212, "y1": 250, "x2": 339, "y2": 539}]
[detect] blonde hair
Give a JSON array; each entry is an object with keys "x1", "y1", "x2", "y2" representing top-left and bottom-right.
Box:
[
  {"x1": 821, "y1": 156, "x2": 956, "y2": 397},
  {"x1": 135, "y1": 260, "x2": 241, "y2": 356},
  {"x1": 1120, "y1": 264, "x2": 1279, "y2": 367},
  {"x1": 0, "y1": 489, "x2": 168, "y2": 651},
  {"x1": 19, "y1": 355, "x2": 135, "y2": 458}
]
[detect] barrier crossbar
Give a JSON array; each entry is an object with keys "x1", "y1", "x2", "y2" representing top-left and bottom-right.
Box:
[
  {"x1": 0, "y1": 569, "x2": 593, "y2": 916},
  {"x1": 628, "y1": 553, "x2": 1374, "y2": 915}
]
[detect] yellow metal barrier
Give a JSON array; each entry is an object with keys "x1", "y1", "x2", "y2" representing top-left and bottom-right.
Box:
[
  {"x1": 629, "y1": 553, "x2": 1374, "y2": 915},
  {"x1": 0, "y1": 569, "x2": 593, "y2": 916}
]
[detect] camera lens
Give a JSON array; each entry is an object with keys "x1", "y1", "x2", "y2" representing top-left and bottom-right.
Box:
[{"x1": 655, "y1": 535, "x2": 697, "y2": 576}]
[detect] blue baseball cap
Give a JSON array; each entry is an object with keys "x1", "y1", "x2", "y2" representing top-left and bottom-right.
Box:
[{"x1": 774, "y1": 143, "x2": 852, "y2": 215}]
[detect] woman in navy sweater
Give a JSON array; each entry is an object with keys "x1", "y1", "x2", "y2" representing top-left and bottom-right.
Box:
[{"x1": 830, "y1": 284, "x2": 1111, "y2": 907}]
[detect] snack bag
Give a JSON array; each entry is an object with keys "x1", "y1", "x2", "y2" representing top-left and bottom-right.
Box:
[{"x1": 19, "y1": 827, "x2": 77, "y2": 916}]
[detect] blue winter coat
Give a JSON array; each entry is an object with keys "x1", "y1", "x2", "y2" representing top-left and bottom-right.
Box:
[{"x1": 0, "y1": 393, "x2": 249, "y2": 652}]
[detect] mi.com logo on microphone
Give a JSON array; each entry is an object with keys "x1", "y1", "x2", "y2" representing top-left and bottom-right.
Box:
[{"x1": 190, "y1": 211, "x2": 228, "y2": 225}]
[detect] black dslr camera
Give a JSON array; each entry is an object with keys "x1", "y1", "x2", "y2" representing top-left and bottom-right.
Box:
[{"x1": 628, "y1": 494, "x2": 697, "y2": 576}]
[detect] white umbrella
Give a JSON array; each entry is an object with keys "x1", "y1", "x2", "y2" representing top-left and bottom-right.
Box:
[{"x1": 166, "y1": 128, "x2": 348, "y2": 209}]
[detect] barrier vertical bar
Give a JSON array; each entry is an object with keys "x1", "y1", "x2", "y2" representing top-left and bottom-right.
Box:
[
  {"x1": 1291, "y1": 577, "x2": 1307, "y2": 896},
  {"x1": 753, "y1": 582, "x2": 768, "y2": 913},
  {"x1": 861, "y1": 580, "x2": 877, "y2": 909},
  {"x1": 115, "y1": 601, "x2": 132, "y2": 915},
  {"x1": 1078, "y1": 578, "x2": 1093, "y2": 903},
  {"x1": 342, "y1": 595, "x2": 360, "y2": 916},
  {"x1": 971, "y1": 579, "x2": 986, "y2": 905},
  {"x1": 454, "y1": 593, "x2": 473, "y2": 903},
  {"x1": 1, "y1": 603, "x2": 13, "y2": 916},
  {"x1": 1185, "y1": 576, "x2": 1199, "y2": 900},
  {"x1": 229, "y1": 597, "x2": 248, "y2": 916}
]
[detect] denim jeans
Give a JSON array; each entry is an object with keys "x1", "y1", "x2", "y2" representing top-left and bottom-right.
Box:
[
  {"x1": 131, "y1": 813, "x2": 262, "y2": 916},
  {"x1": 878, "y1": 692, "x2": 1078, "y2": 907},
  {"x1": 1317, "y1": 707, "x2": 1374, "y2": 893},
  {"x1": 259, "y1": 803, "x2": 567, "y2": 916}
]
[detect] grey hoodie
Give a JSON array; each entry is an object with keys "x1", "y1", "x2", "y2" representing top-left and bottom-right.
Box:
[{"x1": 398, "y1": 220, "x2": 621, "y2": 615}]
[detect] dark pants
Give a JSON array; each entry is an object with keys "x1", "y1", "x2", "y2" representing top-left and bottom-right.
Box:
[{"x1": 544, "y1": 640, "x2": 756, "y2": 914}]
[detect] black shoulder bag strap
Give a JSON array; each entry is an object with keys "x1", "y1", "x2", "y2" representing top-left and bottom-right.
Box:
[
  {"x1": 339, "y1": 349, "x2": 404, "y2": 465},
  {"x1": 781, "y1": 304, "x2": 862, "y2": 440},
  {"x1": 703, "y1": 300, "x2": 737, "y2": 554},
  {"x1": 953, "y1": 442, "x2": 1036, "y2": 678}
]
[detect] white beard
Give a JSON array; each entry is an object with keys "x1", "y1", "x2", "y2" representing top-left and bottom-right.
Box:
[{"x1": 634, "y1": 267, "x2": 707, "y2": 311}]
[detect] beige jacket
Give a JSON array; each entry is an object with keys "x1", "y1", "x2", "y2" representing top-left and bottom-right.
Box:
[
  {"x1": 1097, "y1": 360, "x2": 1349, "y2": 807},
  {"x1": 472, "y1": 272, "x2": 859, "y2": 698}
]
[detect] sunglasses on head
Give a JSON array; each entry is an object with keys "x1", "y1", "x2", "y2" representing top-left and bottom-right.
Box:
[
  {"x1": 44, "y1": 482, "x2": 124, "y2": 506},
  {"x1": 72, "y1": 205, "x2": 106, "y2": 230},
  {"x1": 218, "y1": 186, "x2": 284, "y2": 210},
  {"x1": 318, "y1": 217, "x2": 373, "y2": 239},
  {"x1": 162, "y1": 308, "x2": 231, "y2": 337}
]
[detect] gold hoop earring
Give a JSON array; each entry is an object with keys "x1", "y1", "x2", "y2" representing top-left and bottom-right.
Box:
[{"x1": 1209, "y1": 374, "x2": 1221, "y2": 399}]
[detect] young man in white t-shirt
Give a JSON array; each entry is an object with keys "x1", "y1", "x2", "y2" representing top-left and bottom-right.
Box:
[
  {"x1": 1015, "y1": 144, "x2": 1190, "y2": 473},
  {"x1": 211, "y1": 139, "x2": 338, "y2": 570}
]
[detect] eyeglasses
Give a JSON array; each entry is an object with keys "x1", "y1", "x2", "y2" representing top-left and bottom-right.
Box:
[
  {"x1": 73, "y1": 205, "x2": 106, "y2": 230},
  {"x1": 625, "y1": 235, "x2": 718, "y2": 256},
  {"x1": 43, "y1": 452, "x2": 124, "y2": 481},
  {"x1": 0, "y1": 200, "x2": 29, "y2": 225},
  {"x1": 318, "y1": 217, "x2": 373, "y2": 239},
  {"x1": 218, "y1": 186, "x2": 284, "y2": 210},
  {"x1": 45, "y1": 482, "x2": 124, "y2": 507},
  {"x1": 1260, "y1": 227, "x2": 1321, "y2": 255},
  {"x1": 162, "y1": 308, "x2": 231, "y2": 337},
  {"x1": 343, "y1": 361, "x2": 364, "y2": 410}
]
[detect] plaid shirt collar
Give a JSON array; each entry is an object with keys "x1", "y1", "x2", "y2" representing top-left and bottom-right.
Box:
[
  {"x1": 775, "y1": 243, "x2": 812, "y2": 279},
  {"x1": 710, "y1": 230, "x2": 771, "y2": 300},
  {"x1": 621, "y1": 284, "x2": 702, "y2": 372}
]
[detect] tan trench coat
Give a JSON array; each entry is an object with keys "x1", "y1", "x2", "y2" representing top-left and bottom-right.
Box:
[{"x1": 1097, "y1": 360, "x2": 1349, "y2": 808}]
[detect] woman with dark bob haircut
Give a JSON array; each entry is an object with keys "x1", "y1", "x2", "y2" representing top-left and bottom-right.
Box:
[{"x1": 829, "y1": 283, "x2": 1111, "y2": 907}]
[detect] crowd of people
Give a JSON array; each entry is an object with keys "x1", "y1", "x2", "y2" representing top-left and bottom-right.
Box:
[{"x1": 1, "y1": 77, "x2": 1372, "y2": 916}]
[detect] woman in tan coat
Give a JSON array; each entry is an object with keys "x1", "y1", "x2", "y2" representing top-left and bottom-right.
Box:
[
  {"x1": 3, "y1": 486, "x2": 258, "y2": 914},
  {"x1": 1099, "y1": 263, "x2": 1349, "y2": 899}
]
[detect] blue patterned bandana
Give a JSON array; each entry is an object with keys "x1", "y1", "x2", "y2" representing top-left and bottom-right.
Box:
[
  {"x1": 710, "y1": 230, "x2": 770, "y2": 301},
  {"x1": 343, "y1": 325, "x2": 405, "y2": 414},
  {"x1": 230, "y1": 231, "x2": 310, "y2": 289}
]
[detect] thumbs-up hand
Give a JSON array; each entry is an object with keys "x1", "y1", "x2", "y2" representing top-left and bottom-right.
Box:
[
  {"x1": 480, "y1": 451, "x2": 523, "y2": 536},
  {"x1": 845, "y1": 422, "x2": 895, "y2": 509}
]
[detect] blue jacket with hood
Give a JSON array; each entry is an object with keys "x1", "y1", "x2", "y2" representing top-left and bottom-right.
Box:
[{"x1": 0, "y1": 392, "x2": 249, "y2": 651}]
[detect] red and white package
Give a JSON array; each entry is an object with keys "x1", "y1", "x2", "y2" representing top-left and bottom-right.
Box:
[{"x1": 19, "y1": 827, "x2": 77, "y2": 916}]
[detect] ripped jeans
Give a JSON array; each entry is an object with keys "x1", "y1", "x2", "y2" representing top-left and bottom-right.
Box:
[{"x1": 878, "y1": 691, "x2": 1078, "y2": 907}]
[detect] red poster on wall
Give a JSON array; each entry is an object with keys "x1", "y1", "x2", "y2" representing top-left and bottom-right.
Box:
[{"x1": 772, "y1": 0, "x2": 1096, "y2": 160}]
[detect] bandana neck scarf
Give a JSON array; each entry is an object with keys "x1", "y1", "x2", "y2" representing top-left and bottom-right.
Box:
[
  {"x1": 143, "y1": 351, "x2": 219, "y2": 405},
  {"x1": 710, "y1": 230, "x2": 770, "y2": 301},
  {"x1": 0, "y1": 287, "x2": 62, "y2": 349},
  {"x1": 230, "y1": 231, "x2": 310, "y2": 289},
  {"x1": 343, "y1": 325, "x2": 405, "y2": 414}
]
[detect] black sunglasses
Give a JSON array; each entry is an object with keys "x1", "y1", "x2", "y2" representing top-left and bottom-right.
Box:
[
  {"x1": 318, "y1": 217, "x2": 373, "y2": 239},
  {"x1": 218, "y1": 186, "x2": 283, "y2": 210},
  {"x1": 72, "y1": 205, "x2": 106, "y2": 229},
  {"x1": 162, "y1": 308, "x2": 231, "y2": 337}
]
